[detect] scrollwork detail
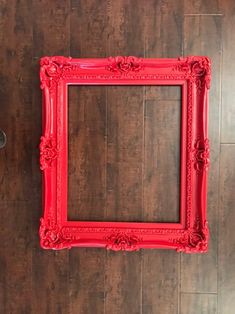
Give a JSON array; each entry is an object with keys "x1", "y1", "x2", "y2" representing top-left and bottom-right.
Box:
[
  {"x1": 105, "y1": 232, "x2": 142, "y2": 251},
  {"x1": 40, "y1": 136, "x2": 58, "y2": 170},
  {"x1": 39, "y1": 217, "x2": 72, "y2": 249},
  {"x1": 174, "y1": 56, "x2": 211, "y2": 90},
  {"x1": 175, "y1": 220, "x2": 209, "y2": 253},
  {"x1": 106, "y1": 56, "x2": 144, "y2": 74},
  {"x1": 40, "y1": 56, "x2": 72, "y2": 91},
  {"x1": 192, "y1": 138, "x2": 210, "y2": 172}
]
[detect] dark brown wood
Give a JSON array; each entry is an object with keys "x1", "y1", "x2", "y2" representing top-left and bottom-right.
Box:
[
  {"x1": 68, "y1": 86, "x2": 106, "y2": 221},
  {"x1": 144, "y1": 99, "x2": 181, "y2": 222},
  {"x1": 181, "y1": 15, "x2": 222, "y2": 294},
  {"x1": 31, "y1": 1, "x2": 70, "y2": 313},
  {"x1": 0, "y1": 202, "x2": 32, "y2": 314},
  {"x1": 141, "y1": 2, "x2": 183, "y2": 313},
  {"x1": 105, "y1": 251, "x2": 142, "y2": 314},
  {"x1": 104, "y1": 1, "x2": 144, "y2": 312},
  {"x1": 218, "y1": 145, "x2": 235, "y2": 314},
  {"x1": 142, "y1": 251, "x2": 179, "y2": 314},
  {"x1": 69, "y1": 248, "x2": 105, "y2": 314},
  {"x1": 1, "y1": 0, "x2": 235, "y2": 313},
  {"x1": 69, "y1": 2, "x2": 107, "y2": 314},
  {"x1": 0, "y1": 1, "x2": 33, "y2": 313},
  {"x1": 106, "y1": 86, "x2": 143, "y2": 222}
]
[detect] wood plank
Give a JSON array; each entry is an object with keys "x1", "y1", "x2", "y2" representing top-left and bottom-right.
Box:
[
  {"x1": 0, "y1": 201, "x2": 32, "y2": 313},
  {"x1": 68, "y1": 86, "x2": 106, "y2": 221},
  {"x1": 0, "y1": 0, "x2": 33, "y2": 312},
  {"x1": 181, "y1": 15, "x2": 222, "y2": 293},
  {"x1": 218, "y1": 145, "x2": 235, "y2": 314},
  {"x1": 144, "y1": 99, "x2": 181, "y2": 222},
  {"x1": 68, "y1": 2, "x2": 107, "y2": 313},
  {"x1": 0, "y1": 0, "x2": 33, "y2": 202},
  {"x1": 31, "y1": 1, "x2": 70, "y2": 313},
  {"x1": 142, "y1": 2, "x2": 183, "y2": 312},
  {"x1": 104, "y1": 2, "x2": 145, "y2": 313},
  {"x1": 33, "y1": 0, "x2": 70, "y2": 57},
  {"x1": 68, "y1": 248, "x2": 105, "y2": 314},
  {"x1": 142, "y1": 251, "x2": 179, "y2": 314},
  {"x1": 105, "y1": 251, "x2": 142, "y2": 314},
  {"x1": 144, "y1": 0, "x2": 183, "y2": 100},
  {"x1": 220, "y1": 0, "x2": 235, "y2": 142},
  {"x1": 70, "y1": 0, "x2": 107, "y2": 58},
  {"x1": 106, "y1": 0, "x2": 145, "y2": 56},
  {"x1": 106, "y1": 86, "x2": 143, "y2": 221},
  {"x1": 181, "y1": 293, "x2": 217, "y2": 314}
]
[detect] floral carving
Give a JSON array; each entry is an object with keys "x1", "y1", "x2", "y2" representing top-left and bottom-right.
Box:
[
  {"x1": 105, "y1": 232, "x2": 142, "y2": 251},
  {"x1": 192, "y1": 138, "x2": 210, "y2": 172},
  {"x1": 40, "y1": 136, "x2": 58, "y2": 170},
  {"x1": 106, "y1": 56, "x2": 143, "y2": 74},
  {"x1": 174, "y1": 56, "x2": 211, "y2": 90},
  {"x1": 40, "y1": 56, "x2": 72, "y2": 91},
  {"x1": 39, "y1": 217, "x2": 71, "y2": 249},
  {"x1": 175, "y1": 220, "x2": 209, "y2": 253}
]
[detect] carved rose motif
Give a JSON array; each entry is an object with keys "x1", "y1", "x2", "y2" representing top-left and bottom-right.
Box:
[
  {"x1": 175, "y1": 220, "x2": 209, "y2": 253},
  {"x1": 39, "y1": 217, "x2": 71, "y2": 249},
  {"x1": 175, "y1": 56, "x2": 211, "y2": 89},
  {"x1": 106, "y1": 56, "x2": 143, "y2": 74},
  {"x1": 191, "y1": 61, "x2": 206, "y2": 76},
  {"x1": 105, "y1": 232, "x2": 141, "y2": 251},
  {"x1": 40, "y1": 136, "x2": 58, "y2": 170},
  {"x1": 193, "y1": 138, "x2": 210, "y2": 172}
]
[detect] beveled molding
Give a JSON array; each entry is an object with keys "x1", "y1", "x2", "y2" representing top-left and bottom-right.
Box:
[{"x1": 39, "y1": 56, "x2": 211, "y2": 253}]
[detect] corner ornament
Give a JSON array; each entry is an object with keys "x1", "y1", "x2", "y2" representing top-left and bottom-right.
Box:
[
  {"x1": 175, "y1": 56, "x2": 211, "y2": 90},
  {"x1": 105, "y1": 232, "x2": 142, "y2": 251},
  {"x1": 40, "y1": 56, "x2": 72, "y2": 91},
  {"x1": 40, "y1": 136, "x2": 58, "y2": 170},
  {"x1": 176, "y1": 221, "x2": 209, "y2": 253},
  {"x1": 193, "y1": 138, "x2": 210, "y2": 172},
  {"x1": 106, "y1": 56, "x2": 143, "y2": 74},
  {"x1": 39, "y1": 217, "x2": 71, "y2": 249}
]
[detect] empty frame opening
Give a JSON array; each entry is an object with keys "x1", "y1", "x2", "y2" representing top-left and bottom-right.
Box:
[{"x1": 68, "y1": 85, "x2": 181, "y2": 223}]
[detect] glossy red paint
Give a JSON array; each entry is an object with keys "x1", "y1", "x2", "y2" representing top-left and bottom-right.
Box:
[{"x1": 39, "y1": 56, "x2": 211, "y2": 253}]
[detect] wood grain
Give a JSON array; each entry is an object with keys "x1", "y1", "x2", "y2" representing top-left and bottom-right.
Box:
[
  {"x1": 181, "y1": 15, "x2": 222, "y2": 293},
  {"x1": 105, "y1": 251, "x2": 142, "y2": 314},
  {"x1": 69, "y1": 248, "x2": 105, "y2": 314},
  {"x1": 142, "y1": 251, "x2": 179, "y2": 314},
  {"x1": 104, "y1": 2, "x2": 144, "y2": 312},
  {"x1": 141, "y1": 1, "x2": 183, "y2": 313},
  {"x1": 70, "y1": 0, "x2": 107, "y2": 58},
  {"x1": 218, "y1": 145, "x2": 235, "y2": 314},
  {"x1": 68, "y1": 2, "x2": 107, "y2": 313},
  {"x1": 0, "y1": 0, "x2": 33, "y2": 202},
  {"x1": 181, "y1": 293, "x2": 217, "y2": 314},
  {"x1": 106, "y1": 86, "x2": 143, "y2": 221},
  {"x1": 68, "y1": 86, "x2": 106, "y2": 221},
  {"x1": 221, "y1": 0, "x2": 235, "y2": 142},
  {"x1": 144, "y1": 99, "x2": 181, "y2": 222},
  {"x1": 184, "y1": 0, "x2": 221, "y2": 14},
  {"x1": 0, "y1": 201, "x2": 32, "y2": 314},
  {"x1": 31, "y1": 1, "x2": 70, "y2": 313},
  {"x1": 0, "y1": 1, "x2": 33, "y2": 313}
]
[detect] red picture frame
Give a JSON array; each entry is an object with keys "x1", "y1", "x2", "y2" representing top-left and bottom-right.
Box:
[{"x1": 39, "y1": 56, "x2": 211, "y2": 253}]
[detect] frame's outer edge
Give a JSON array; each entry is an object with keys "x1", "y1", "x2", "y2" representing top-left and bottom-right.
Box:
[{"x1": 38, "y1": 56, "x2": 211, "y2": 253}]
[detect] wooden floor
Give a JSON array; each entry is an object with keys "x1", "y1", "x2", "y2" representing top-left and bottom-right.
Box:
[{"x1": 0, "y1": 1, "x2": 235, "y2": 313}]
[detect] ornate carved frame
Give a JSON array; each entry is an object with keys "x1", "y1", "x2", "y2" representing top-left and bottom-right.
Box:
[{"x1": 39, "y1": 56, "x2": 211, "y2": 253}]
